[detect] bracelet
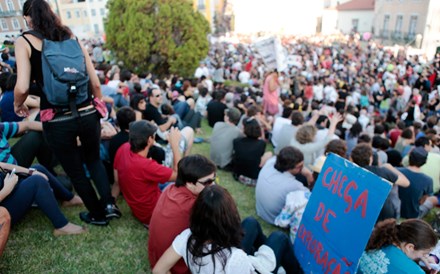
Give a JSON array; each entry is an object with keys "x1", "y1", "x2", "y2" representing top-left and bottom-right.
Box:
[{"x1": 28, "y1": 168, "x2": 36, "y2": 175}]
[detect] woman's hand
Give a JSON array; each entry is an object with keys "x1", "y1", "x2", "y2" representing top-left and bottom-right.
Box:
[
  {"x1": 2, "y1": 173, "x2": 19, "y2": 197},
  {"x1": 14, "y1": 103, "x2": 29, "y2": 118}
]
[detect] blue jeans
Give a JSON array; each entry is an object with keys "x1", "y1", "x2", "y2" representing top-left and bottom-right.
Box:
[
  {"x1": 1, "y1": 175, "x2": 68, "y2": 228},
  {"x1": 43, "y1": 112, "x2": 112, "y2": 219},
  {"x1": 241, "y1": 217, "x2": 303, "y2": 274},
  {"x1": 32, "y1": 164, "x2": 74, "y2": 202}
]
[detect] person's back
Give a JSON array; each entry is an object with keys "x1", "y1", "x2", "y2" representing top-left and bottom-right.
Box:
[
  {"x1": 148, "y1": 184, "x2": 195, "y2": 274},
  {"x1": 256, "y1": 148, "x2": 308, "y2": 224},
  {"x1": 398, "y1": 167, "x2": 433, "y2": 218},
  {"x1": 233, "y1": 137, "x2": 265, "y2": 179},
  {"x1": 207, "y1": 100, "x2": 227, "y2": 127},
  {"x1": 210, "y1": 122, "x2": 241, "y2": 168},
  {"x1": 275, "y1": 124, "x2": 297, "y2": 154}
]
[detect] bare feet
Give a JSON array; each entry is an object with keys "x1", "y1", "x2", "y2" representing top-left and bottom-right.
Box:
[
  {"x1": 53, "y1": 222, "x2": 87, "y2": 236},
  {"x1": 62, "y1": 195, "x2": 83, "y2": 207}
]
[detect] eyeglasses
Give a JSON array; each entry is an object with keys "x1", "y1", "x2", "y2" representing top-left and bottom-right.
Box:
[
  {"x1": 154, "y1": 94, "x2": 162, "y2": 98},
  {"x1": 196, "y1": 175, "x2": 217, "y2": 186}
]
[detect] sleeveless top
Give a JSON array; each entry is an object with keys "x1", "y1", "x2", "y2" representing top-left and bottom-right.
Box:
[{"x1": 21, "y1": 34, "x2": 92, "y2": 111}]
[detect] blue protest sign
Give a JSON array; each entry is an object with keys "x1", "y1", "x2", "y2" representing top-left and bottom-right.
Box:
[{"x1": 294, "y1": 153, "x2": 392, "y2": 273}]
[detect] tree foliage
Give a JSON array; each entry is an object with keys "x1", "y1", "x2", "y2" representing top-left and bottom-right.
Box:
[{"x1": 105, "y1": 0, "x2": 210, "y2": 77}]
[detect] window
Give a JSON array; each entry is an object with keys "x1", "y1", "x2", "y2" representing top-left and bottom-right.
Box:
[
  {"x1": 6, "y1": 0, "x2": 14, "y2": 11},
  {"x1": 352, "y1": 19, "x2": 359, "y2": 32},
  {"x1": 100, "y1": 8, "x2": 105, "y2": 16},
  {"x1": 0, "y1": 19, "x2": 8, "y2": 31},
  {"x1": 382, "y1": 15, "x2": 390, "y2": 37},
  {"x1": 83, "y1": 10, "x2": 87, "y2": 17},
  {"x1": 94, "y1": 24, "x2": 99, "y2": 34},
  {"x1": 198, "y1": 0, "x2": 205, "y2": 9},
  {"x1": 91, "y1": 9, "x2": 96, "y2": 16},
  {"x1": 66, "y1": 11, "x2": 71, "y2": 19},
  {"x1": 12, "y1": 18, "x2": 20, "y2": 30},
  {"x1": 408, "y1": 15, "x2": 418, "y2": 35},
  {"x1": 394, "y1": 15, "x2": 403, "y2": 38},
  {"x1": 75, "y1": 9, "x2": 80, "y2": 18}
]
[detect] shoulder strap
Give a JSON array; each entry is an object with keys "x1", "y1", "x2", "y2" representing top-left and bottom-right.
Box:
[
  {"x1": 20, "y1": 34, "x2": 36, "y2": 51},
  {"x1": 22, "y1": 30, "x2": 44, "y2": 40}
]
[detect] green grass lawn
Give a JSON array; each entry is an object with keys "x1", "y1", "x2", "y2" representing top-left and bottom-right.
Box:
[{"x1": 0, "y1": 119, "x2": 278, "y2": 273}]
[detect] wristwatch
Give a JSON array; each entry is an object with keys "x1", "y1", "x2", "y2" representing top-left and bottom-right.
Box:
[{"x1": 28, "y1": 168, "x2": 36, "y2": 175}]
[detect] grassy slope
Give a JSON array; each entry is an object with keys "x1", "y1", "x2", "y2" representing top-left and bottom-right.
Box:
[{"x1": 0, "y1": 119, "x2": 278, "y2": 273}]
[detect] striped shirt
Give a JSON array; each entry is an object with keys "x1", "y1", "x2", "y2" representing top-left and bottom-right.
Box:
[{"x1": 0, "y1": 122, "x2": 19, "y2": 165}]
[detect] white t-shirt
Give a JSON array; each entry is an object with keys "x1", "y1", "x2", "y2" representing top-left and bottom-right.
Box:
[{"x1": 173, "y1": 229, "x2": 255, "y2": 274}]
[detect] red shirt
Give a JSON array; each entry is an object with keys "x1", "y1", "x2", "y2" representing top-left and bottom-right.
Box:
[
  {"x1": 389, "y1": 128, "x2": 402, "y2": 147},
  {"x1": 148, "y1": 184, "x2": 196, "y2": 274},
  {"x1": 114, "y1": 143, "x2": 172, "y2": 224}
]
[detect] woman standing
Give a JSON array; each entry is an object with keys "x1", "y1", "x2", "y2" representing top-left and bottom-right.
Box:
[
  {"x1": 262, "y1": 71, "x2": 280, "y2": 117},
  {"x1": 14, "y1": 0, "x2": 118, "y2": 226}
]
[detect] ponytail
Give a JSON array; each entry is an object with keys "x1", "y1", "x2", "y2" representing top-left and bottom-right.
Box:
[
  {"x1": 366, "y1": 219, "x2": 437, "y2": 251},
  {"x1": 22, "y1": 0, "x2": 72, "y2": 41}
]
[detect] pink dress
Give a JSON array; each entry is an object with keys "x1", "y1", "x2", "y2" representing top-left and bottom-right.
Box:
[{"x1": 263, "y1": 74, "x2": 280, "y2": 115}]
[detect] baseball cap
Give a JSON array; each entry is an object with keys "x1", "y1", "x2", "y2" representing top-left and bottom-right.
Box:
[{"x1": 129, "y1": 120, "x2": 157, "y2": 141}]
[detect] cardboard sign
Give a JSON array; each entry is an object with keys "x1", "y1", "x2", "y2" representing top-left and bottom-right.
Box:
[
  {"x1": 294, "y1": 154, "x2": 392, "y2": 274},
  {"x1": 253, "y1": 37, "x2": 287, "y2": 72}
]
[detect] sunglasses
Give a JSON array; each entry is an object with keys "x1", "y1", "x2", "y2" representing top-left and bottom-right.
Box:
[
  {"x1": 196, "y1": 175, "x2": 217, "y2": 186},
  {"x1": 154, "y1": 94, "x2": 162, "y2": 98}
]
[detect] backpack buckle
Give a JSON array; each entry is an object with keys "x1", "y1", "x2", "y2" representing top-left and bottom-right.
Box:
[{"x1": 69, "y1": 85, "x2": 77, "y2": 95}]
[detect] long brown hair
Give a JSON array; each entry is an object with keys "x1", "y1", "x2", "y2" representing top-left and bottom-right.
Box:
[
  {"x1": 23, "y1": 0, "x2": 72, "y2": 41},
  {"x1": 187, "y1": 185, "x2": 242, "y2": 272},
  {"x1": 366, "y1": 219, "x2": 437, "y2": 251}
]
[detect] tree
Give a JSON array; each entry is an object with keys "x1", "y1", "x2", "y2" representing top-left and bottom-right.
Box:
[{"x1": 105, "y1": 0, "x2": 210, "y2": 77}]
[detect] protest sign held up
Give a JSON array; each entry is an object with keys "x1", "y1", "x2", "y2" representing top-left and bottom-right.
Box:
[{"x1": 294, "y1": 153, "x2": 392, "y2": 274}]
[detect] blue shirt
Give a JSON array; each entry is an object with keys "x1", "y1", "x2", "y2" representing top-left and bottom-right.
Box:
[
  {"x1": 357, "y1": 245, "x2": 424, "y2": 274},
  {"x1": 0, "y1": 122, "x2": 19, "y2": 164},
  {"x1": 0, "y1": 91, "x2": 23, "y2": 122}
]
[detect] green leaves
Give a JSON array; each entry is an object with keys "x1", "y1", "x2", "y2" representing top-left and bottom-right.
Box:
[{"x1": 105, "y1": 0, "x2": 209, "y2": 77}]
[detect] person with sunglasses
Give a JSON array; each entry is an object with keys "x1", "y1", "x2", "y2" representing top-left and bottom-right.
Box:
[{"x1": 148, "y1": 154, "x2": 216, "y2": 274}]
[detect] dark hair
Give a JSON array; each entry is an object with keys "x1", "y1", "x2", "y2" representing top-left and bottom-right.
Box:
[
  {"x1": 129, "y1": 121, "x2": 157, "y2": 153},
  {"x1": 275, "y1": 147, "x2": 304, "y2": 172},
  {"x1": 120, "y1": 69, "x2": 132, "y2": 82},
  {"x1": 1, "y1": 53, "x2": 8, "y2": 61},
  {"x1": 351, "y1": 143, "x2": 372, "y2": 167},
  {"x1": 366, "y1": 219, "x2": 437, "y2": 251},
  {"x1": 243, "y1": 118, "x2": 261, "y2": 139},
  {"x1": 188, "y1": 185, "x2": 242, "y2": 272},
  {"x1": 401, "y1": 128, "x2": 413, "y2": 139},
  {"x1": 129, "y1": 93, "x2": 146, "y2": 111},
  {"x1": 291, "y1": 111, "x2": 304, "y2": 126},
  {"x1": 116, "y1": 107, "x2": 136, "y2": 131},
  {"x1": 325, "y1": 139, "x2": 347, "y2": 157},
  {"x1": 374, "y1": 124, "x2": 385, "y2": 135},
  {"x1": 415, "y1": 137, "x2": 430, "y2": 148},
  {"x1": 358, "y1": 134, "x2": 371, "y2": 144},
  {"x1": 409, "y1": 149, "x2": 427, "y2": 167},
  {"x1": 199, "y1": 87, "x2": 208, "y2": 97},
  {"x1": 5, "y1": 73, "x2": 17, "y2": 91},
  {"x1": 372, "y1": 136, "x2": 390, "y2": 150},
  {"x1": 247, "y1": 105, "x2": 262, "y2": 117},
  {"x1": 175, "y1": 155, "x2": 216, "y2": 187},
  {"x1": 0, "y1": 72, "x2": 10, "y2": 91},
  {"x1": 23, "y1": 0, "x2": 72, "y2": 41},
  {"x1": 349, "y1": 122, "x2": 363, "y2": 138}
]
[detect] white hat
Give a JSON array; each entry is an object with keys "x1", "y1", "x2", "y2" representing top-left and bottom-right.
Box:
[{"x1": 342, "y1": 114, "x2": 357, "y2": 129}]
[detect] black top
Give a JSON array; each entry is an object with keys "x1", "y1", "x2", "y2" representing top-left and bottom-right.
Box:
[
  {"x1": 207, "y1": 100, "x2": 227, "y2": 127},
  {"x1": 232, "y1": 137, "x2": 266, "y2": 179},
  {"x1": 143, "y1": 104, "x2": 167, "y2": 125}
]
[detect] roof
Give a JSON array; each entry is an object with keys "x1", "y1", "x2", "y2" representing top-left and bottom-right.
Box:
[{"x1": 337, "y1": 0, "x2": 374, "y2": 11}]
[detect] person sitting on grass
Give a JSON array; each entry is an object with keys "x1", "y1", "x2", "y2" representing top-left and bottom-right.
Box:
[
  {"x1": 0, "y1": 165, "x2": 86, "y2": 236},
  {"x1": 148, "y1": 154, "x2": 217, "y2": 274},
  {"x1": 357, "y1": 219, "x2": 437, "y2": 274},
  {"x1": 232, "y1": 117, "x2": 272, "y2": 186},
  {"x1": 256, "y1": 146, "x2": 312, "y2": 225},
  {"x1": 113, "y1": 120, "x2": 182, "y2": 226},
  {"x1": 153, "y1": 185, "x2": 303, "y2": 274}
]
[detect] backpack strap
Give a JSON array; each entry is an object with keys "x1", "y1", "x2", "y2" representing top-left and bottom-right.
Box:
[{"x1": 22, "y1": 30, "x2": 44, "y2": 40}]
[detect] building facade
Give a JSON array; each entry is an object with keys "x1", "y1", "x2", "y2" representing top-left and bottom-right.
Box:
[
  {"x1": 0, "y1": 0, "x2": 27, "y2": 39},
  {"x1": 336, "y1": 0, "x2": 374, "y2": 34}
]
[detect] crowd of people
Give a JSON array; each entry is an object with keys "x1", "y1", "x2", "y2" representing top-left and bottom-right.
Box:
[{"x1": 0, "y1": 0, "x2": 440, "y2": 273}]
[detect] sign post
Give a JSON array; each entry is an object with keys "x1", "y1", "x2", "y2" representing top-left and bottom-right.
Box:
[{"x1": 294, "y1": 154, "x2": 392, "y2": 273}]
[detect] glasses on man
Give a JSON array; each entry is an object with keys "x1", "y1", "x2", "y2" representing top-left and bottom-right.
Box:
[
  {"x1": 196, "y1": 175, "x2": 217, "y2": 186},
  {"x1": 154, "y1": 93, "x2": 162, "y2": 98}
]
